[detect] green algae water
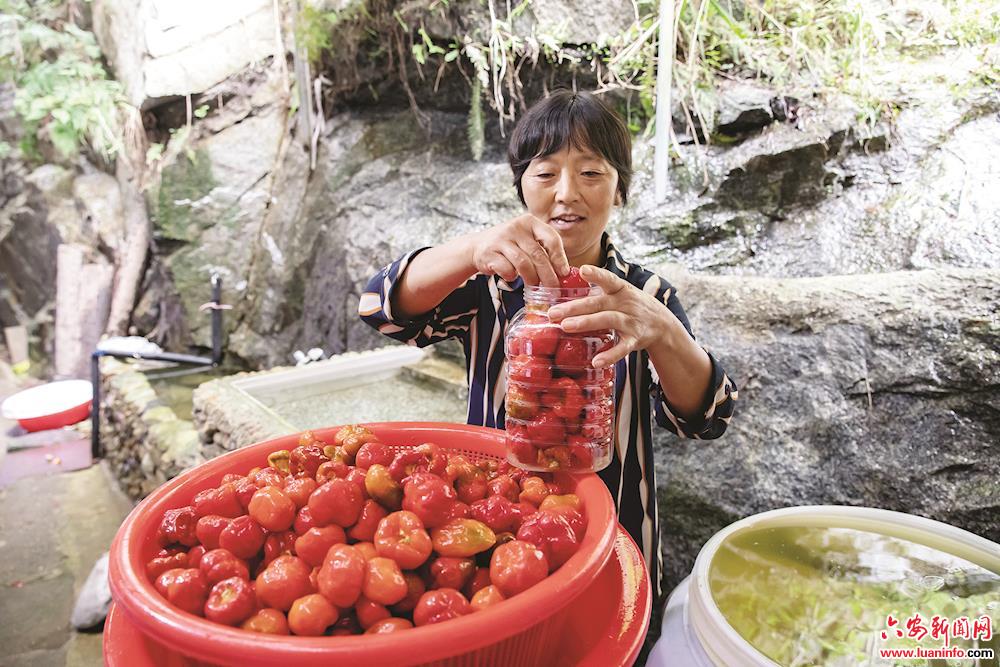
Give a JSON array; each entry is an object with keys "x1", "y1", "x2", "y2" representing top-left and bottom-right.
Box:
[{"x1": 708, "y1": 525, "x2": 1000, "y2": 666}]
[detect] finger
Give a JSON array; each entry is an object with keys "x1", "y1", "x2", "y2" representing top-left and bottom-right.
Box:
[
  {"x1": 516, "y1": 236, "x2": 560, "y2": 288},
  {"x1": 558, "y1": 311, "x2": 624, "y2": 334},
  {"x1": 500, "y1": 242, "x2": 539, "y2": 286},
  {"x1": 593, "y1": 337, "x2": 635, "y2": 368},
  {"x1": 486, "y1": 255, "x2": 518, "y2": 283},
  {"x1": 580, "y1": 264, "x2": 628, "y2": 294},
  {"x1": 532, "y1": 220, "x2": 570, "y2": 277},
  {"x1": 546, "y1": 294, "x2": 608, "y2": 322}
]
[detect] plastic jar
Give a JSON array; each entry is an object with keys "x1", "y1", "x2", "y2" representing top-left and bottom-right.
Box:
[{"x1": 504, "y1": 283, "x2": 615, "y2": 472}]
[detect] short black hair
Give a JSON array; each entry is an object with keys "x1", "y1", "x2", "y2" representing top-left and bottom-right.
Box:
[{"x1": 507, "y1": 89, "x2": 632, "y2": 207}]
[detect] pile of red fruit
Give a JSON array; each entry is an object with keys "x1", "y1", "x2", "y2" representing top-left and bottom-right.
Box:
[
  {"x1": 148, "y1": 425, "x2": 587, "y2": 636},
  {"x1": 505, "y1": 267, "x2": 615, "y2": 472}
]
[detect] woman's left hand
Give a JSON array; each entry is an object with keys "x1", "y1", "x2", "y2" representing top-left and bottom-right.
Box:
[{"x1": 545, "y1": 264, "x2": 677, "y2": 368}]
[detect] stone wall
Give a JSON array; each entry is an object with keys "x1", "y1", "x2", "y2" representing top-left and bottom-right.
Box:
[{"x1": 98, "y1": 358, "x2": 205, "y2": 499}]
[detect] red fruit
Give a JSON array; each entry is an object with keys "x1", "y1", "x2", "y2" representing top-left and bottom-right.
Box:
[
  {"x1": 308, "y1": 478, "x2": 363, "y2": 527},
  {"x1": 362, "y1": 557, "x2": 408, "y2": 606},
  {"x1": 293, "y1": 506, "x2": 316, "y2": 535},
  {"x1": 250, "y1": 467, "x2": 285, "y2": 489},
  {"x1": 559, "y1": 267, "x2": 589, "y2": 289},
  {"x1": 231, "y1": 476, "x2": 258, "y2": 509},
  {"x1": 490, "y1": 540, "x2": 549, "y2": 597},
  {"x1": 317, "y1": 544, "x2": 366, "y2": 608},
  {"x1": 355, "y1": 595, "x2": 391, "y2": 629},
  {"x1": 355, "y1": 442, "x2": 394, "y2": 470},
  {"x1": 545, "y1": 377, "x2": 586, "y2": 420},
  {"x1": 505, "y1": 383, "x2": 539, "y2": 420},
  {"x1": 187, "y1": 545, "x2": 206, "y2": 570},
  {"x1": 255, "y1": 555, "x2": 314, "y2": 611},
  {"x1": 463, "y1": 567, "x2": 492, "y2": 600},
  {"x1": 192, "y1": 484, "x2": 244, "y2": 519},
  {"x1": 283, "y1": 477, "x2": 318, "y2": 509},
  {"x1": 199, "y1": 548, "x2": 250, "y2": 585},
  {"x1": 431, "y1": 519, "x2": 497, "y2": 558},
  {"x1": 517, "y1": 324, "x2": 560, "y2": 357},
  {"x1": 348, "y1": 499, "x2": 389, "y2": 542},
  {"x1": 413, "y1": 588, "x2": 471, "y2": 627},
  {"x1": 294, "y1": 525, "x2": 347, "y2": 567},
  {"x1": 146, "y1": 550, "x2": 188, "y2": 581},
  {"x1": 469, "y1": 495, "x2": 519, "y2": 534},
  {"x1": 516, "y1": 510, "x2": 580, "y2": 569},
  {"x1": 156, "y1": 568, "x2": 209, "y2": 615},
  {"x1": 157, "y1": 507, "x2": 199, "y2": 547},
  {"x1": 366, "y1": 618, "x2": 413, "y2": 634},
  {"x1": 249, "y1": 486, "x2": 297, "y2": 532},
  {"x1": 289, "y1": 445, "x2": 328, "y2": 477},
  {"x1": 446, "y1": 456, "x2": 489, "y2": 504},
  {"x1": 402, "y1": 473, "x2": 457, "y2": 529},
  {"x1": 218, "y1": 515, "x2": 266, "y2": 560},
  {"x1": 553, "y1": 338, "x2": 591, "y2": 377},
  {"x1": 241, "y1": 608, "x2": 290, "y2": 634},
  {"x1": 487, "y1": 475, "x2": 520, "y2": 502},
  {"x1": 263, "y1": 530, "x2": 297, "y2": 565},
  {"x1": 204, "y1": 576, "x2": 256, "y2": 626},
  {"x1": 526, "y1": 413, "x2": 566, "y2": 446},
  {"x1": 427, "y1": 556, "x2": 476, "y2": 591},
  {"x1": 288, "y1": 593, "x2": 338, "y2": 636},
  {"x1": 374, "y1": 511, "x2": 433, "y2": 570},
  {"x1": 195, "y1": 515, "x2": 230, "y2": 551},
  {"x1": 390, "y1": 572, "x2": 426, "y2": 615},
  {"x1": 519, "y1": 476, "x2": 550, "y2": 506},
  {"x1": 471, "y1": 584, "x2": 505, "y2": 611},
  {"x1": 508, "y1": 356, "x2": 553, "y2": 385}
]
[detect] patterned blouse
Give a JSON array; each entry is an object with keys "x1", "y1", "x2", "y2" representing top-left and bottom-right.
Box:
[{"x1": 359, "y1": 233, "x2": 738, "y2": 597}]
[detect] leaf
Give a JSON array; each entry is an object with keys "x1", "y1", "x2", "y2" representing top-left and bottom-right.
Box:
[
  {"x1": 445, "y1": 49, "x2": 459, "y2": 62},
  {"x1": 193, "y1": 104, "x2": 209, "y2": 119},
  {"x1": 412, "y1": 43, "x2": 426, "y2": 65}
]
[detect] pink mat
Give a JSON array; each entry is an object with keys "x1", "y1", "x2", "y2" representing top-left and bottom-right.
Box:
[{"x1": 0, "y1": 435, "x2": 92, "y2": 487}]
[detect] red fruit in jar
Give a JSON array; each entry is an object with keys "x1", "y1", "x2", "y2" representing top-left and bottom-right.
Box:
[
  {"x1": 317, "y1": 544, "x2": 366, "y2": 608},
  {"x1": 374, "y1": 510, "x2": 433, "y2": 570},
  {"x1": 195, "y1": 515, "x2": 231, "y2": 551},
  {"x1": 287, "y1": 593, "x2": 338, "y2": 636},
  {"x1": 553, "y1": 338, "x2": 592, "y2": 377},
  {"x1": 505, "y1": 383, "x2": 539, "y2": 420},
  {"x1": 204, "y1": 576, "x2": 256, "y2": 626},
  {"x1": 508, "y1": 355, "x2": 552, "y2": 385},
  {"x1": 567, "y1": 437, "x2": 595, "y2": 468},
  {"x1": 146, "y1": 550, "x2": 188, "y2": 581},
  {"x1": 241, "y1": 608, "x2": 289, "y2": 634},
  {"x1": 157, "y1": 506, "x2": 199, "y2": 547},
  {"x1": 255, "y1": 555, "x2": 314, "y2": 611},
  {"x1": 517, "y1": 324, "x2": 560, "y2": 357},
  {"x1": 545, "y1": 377, "x2": 586, "y2": 420},
  {"x1": 401, "y1": 473, "x2": 457, "y2": 529},
  {"x1": 538, "y1": 445, "x2": 573, "y2": 471},
  {"x1": 390, "y1": 572, "x2": 426, "y2": 615},
  {"x1": 362, "y1": 557, "x2": 408, "y2": 606},
  {"x1": 347, "y1": 499, "x2": 388, "y2": 543},
  {"x1": 490, "y1": 540, "x2": 549, "y2": 597},
  {"x1": 516, "y1": 510, "x2": 580, "y2": 569},
  {"x1": 199, "y1": 548, "x2": 250, "y2": 585},
  {"x1": 156, "y1": 567, "x2": 209, "y2": 615},
  {"x1": 355, "y1": 594, "x2": 391, "y2": 629},
  {"x1": 283, "y1": 477, "x2": 317, "y2": 509},
  {"x1": 294, "y1": 525, "x2": 347, "y2": 567},
  {"x1": 366, "y1": 617, "x2": 413, "y2": 633},
  {"x1": 289, "y1": 445, "x2": 328, "y2": 477},
  {"x1": 470, "y1": 584, "x2": 505, "y2": 611},
  {"x1": 308, "y1": 478, "x2": 363, "y2": 527},
  {"x1": 355, "y1": 442, "x2": 394, "y2": 470},
  {"x1": 249, "y1": 486, "x2": 297, "y2": 532},
  {"x1": 413, "y1": 588, "x2": 471, "y2": 626},
  {"x1": 508, "y1": 435, "x2": 537, "y2": 467},
  {"x1": 427, "y1": 556, "x2": 476, "y2": 591},
  {"x1": 559, "y1": 266, "x2": 589, "y2": 289},
  {"x1": 469, "y1": 495, "x2": 519, "y2": 534},
  {"x1": 218, "y1": 515, "x2": 266, "y2": 560},
  {"x1": 431, "y1": 519, "x2": 497, "y2": 558},
  {"x1": 526, "y1": 413, "x2": 566, "y2": 446}
]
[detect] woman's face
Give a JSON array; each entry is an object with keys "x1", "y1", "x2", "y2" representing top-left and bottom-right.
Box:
[{"x1": 520, "y1": 143, "x2": 620, "y2": 267}]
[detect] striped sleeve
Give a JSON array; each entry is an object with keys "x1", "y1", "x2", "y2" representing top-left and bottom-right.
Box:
[
  {"x1": 647, "y1": 277, "x2": 738, "y2": 439},
  {"x1": 358, "y1": 248, "x2": 481, "y2": 347}
]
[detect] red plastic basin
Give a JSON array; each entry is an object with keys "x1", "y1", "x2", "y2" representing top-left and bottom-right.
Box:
[
  {"x1": 108, "y1": 422, "x2": 632, "y2": 667},
  {"x1": 0, "y1": 379, "x2": 92, "y2": 432}
]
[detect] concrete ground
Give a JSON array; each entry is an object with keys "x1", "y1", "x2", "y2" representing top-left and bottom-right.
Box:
[{"x1": 1, "y1": 373, "x2": 134, "y2": 667}]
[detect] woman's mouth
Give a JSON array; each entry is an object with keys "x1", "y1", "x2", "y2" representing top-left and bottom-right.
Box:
[{"x1": 549, "y1": 215, "x2": 585, "y2": 230}]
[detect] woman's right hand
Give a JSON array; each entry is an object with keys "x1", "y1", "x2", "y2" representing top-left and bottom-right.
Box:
[{"x1": 470, "y1": 214, "x2": 570, "y2": 287}]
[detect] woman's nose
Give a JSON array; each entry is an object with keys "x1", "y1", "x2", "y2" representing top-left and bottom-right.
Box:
[{"x1": 555, "y1": 171, "x2": 580, "y2": 203}]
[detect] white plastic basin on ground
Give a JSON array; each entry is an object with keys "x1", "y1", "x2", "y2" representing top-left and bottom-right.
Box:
[{"x1": 649, "y1": 505, "x2": 1000, "y2": 666}]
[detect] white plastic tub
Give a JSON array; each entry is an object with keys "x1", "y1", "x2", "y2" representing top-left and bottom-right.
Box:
[{"x1": 649, "y1": 506, "x2": 1000, "y2": 666}]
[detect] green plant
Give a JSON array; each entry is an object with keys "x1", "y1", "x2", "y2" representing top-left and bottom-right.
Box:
[{"x1": 1, "y1": 0, "x2": 125, "y2": 161}]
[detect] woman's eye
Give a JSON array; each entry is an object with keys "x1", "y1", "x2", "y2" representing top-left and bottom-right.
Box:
[
  {"x1": 536, "y1": 173, "x2": 553, "y2": 178},
  {"x1": 584, "y1": 171, "x2": 602, "y2": 177}
]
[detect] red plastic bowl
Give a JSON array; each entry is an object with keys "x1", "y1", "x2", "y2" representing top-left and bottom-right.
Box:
[
  {"x1": 108, "y1": 423, "x2": 620, "y2": 667},
  {"x1": 0, "y1": 379, "x2": 92, "y2": 432}
]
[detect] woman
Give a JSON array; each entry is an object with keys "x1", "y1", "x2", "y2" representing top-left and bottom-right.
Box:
[{"x1": 358, "y1": 89, "x2": 738, "y2": 597}]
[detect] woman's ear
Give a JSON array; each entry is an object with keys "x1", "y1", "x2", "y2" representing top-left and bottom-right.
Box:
[{"x1": 614, "y1": 192, "x2": 622, "y2": 206}]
